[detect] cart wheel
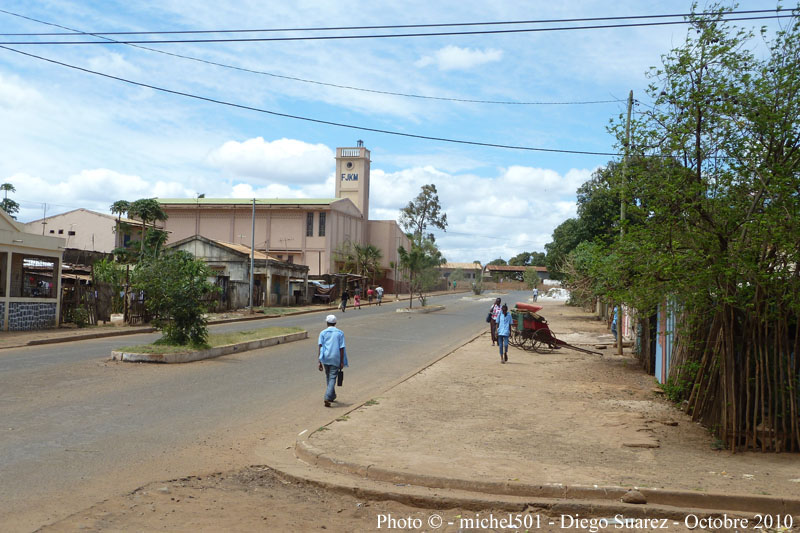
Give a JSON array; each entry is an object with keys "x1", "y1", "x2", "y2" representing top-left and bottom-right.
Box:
[
  {"x1": 510, "y1": 330, "x2": 522, "y2": 347},
  {"x1": 530, "y1": 329, "x2": 552, "y2": 353}
]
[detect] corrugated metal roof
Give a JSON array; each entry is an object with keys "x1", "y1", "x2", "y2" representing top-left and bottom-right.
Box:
[
  {"x1": 487, "y1": 265, "x2": 548, "y2": 272},
  {"x1": 441, "y1": 262, "x2": 482, "y2": 270},
  {"x1": 209, "y1": 239, "x2": 277, "y2": 261},
  {"x1": 157, "y1": 198, "x2": 338, "y2": 205}
]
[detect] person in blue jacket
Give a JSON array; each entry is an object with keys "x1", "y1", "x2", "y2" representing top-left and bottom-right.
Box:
[
  {"x1": 495, "y1": 303, "x2": 513, "y2": 363},
  {"x1": 318, "y1": 314, "x2": 348, "y2": 407}
]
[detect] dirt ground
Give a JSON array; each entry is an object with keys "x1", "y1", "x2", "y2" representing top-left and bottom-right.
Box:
[
  {"x1": 39, "y1": 298, "x2": 800, "y2": 532},
  {"x1": 310, "y1": 298, "x2": 800, "y2": 497},
  {"x1": 44, "y1": 466, "x2": 707, "y2": 533}
]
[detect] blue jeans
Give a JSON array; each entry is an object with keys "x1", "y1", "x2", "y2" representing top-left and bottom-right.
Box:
[
  {"x1": 323, "y1": 364, "x2": 340, "y2": 401},
  {"x1": 498, "y1": 335, "x2": 509, "y2": 356}
]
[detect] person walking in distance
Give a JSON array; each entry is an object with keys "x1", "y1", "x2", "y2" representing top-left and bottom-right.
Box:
[
  {"x1": 366, "y1": 286, "x2": 374, "y2": 304},
  {"x1": 489, "y1": 298, "x2": 502, "y2": 346},
  {"x1": 375, "y1": 284, "x2": 384, "y2": 306},
  {"x1": 318, "y1": 314, "x2": 347, "y2": 407},
  {"x1": 340, "y1": 287, "x2": 349, "y2": 313},
  {"x1": 533, "y1": 287, "x2": 539, "y2": 302},
  {"x1": 495, "y1": 304, "x2": 512, "y2": 363},
  {"x1": 353, "y1": 292, "x2": 361, "y2": 310}
]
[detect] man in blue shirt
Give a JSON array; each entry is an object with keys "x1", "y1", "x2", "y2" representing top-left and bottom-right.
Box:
[
  {"x1": 495, "y1": 303, "x2": 513, "y2": 363},
  {"x1": 318, "y1": 314, "x2": 348, "y2": 407}
]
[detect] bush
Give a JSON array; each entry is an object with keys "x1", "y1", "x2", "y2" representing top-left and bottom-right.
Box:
[{"x1": 131, "y1": 250, "x2": 220, "y2": 346}]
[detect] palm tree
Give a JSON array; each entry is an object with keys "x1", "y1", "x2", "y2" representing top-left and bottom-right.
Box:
[
  {"x1": 0, "y1": 183, "x2": 19, "y2": 219},
  {"x1": 128, "y1": 199, "x2": 168, "y2": 258}
]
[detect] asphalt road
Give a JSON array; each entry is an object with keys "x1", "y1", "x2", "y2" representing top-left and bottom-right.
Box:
[{"x1": 0, "y1": 290, "x2": 519, "y2": 532}]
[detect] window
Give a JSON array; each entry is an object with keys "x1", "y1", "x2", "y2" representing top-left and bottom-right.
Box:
[
  {"x1": 287, "y1": 255, "x2": 294, "y2": 264},
  {"x1": 306, "y1": 212, "x2": 314, "y2": 237},
  {"x1": 58, "y1": 229, "x2": 64, "y2": 235},
  {"x1": 49, "y1": 230, "x2": 54, "y2": 234},
  {"x1": 68, "y1": 230, "x2": 76, "y2": 236},
  {"x1": 318, "y1": 213, "x2": 326, "y2": 236}
]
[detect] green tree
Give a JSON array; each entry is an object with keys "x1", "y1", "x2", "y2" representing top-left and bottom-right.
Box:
[
  {"x1": 397, "y1": 238, "x2": 446, "y2": 308},
  {"x1": 131, "y1": 250, "x2": 220, "y2": 346},
  {"x1": 588, "y1": 6, "x2": 800, "y2": 450},
  {"x1": 522, "y1": 267, "x2": 540, "y2": 290},
  {"x1": 449, "y1": 268, "x2": 465, "y2": 288},
  {"x1": 0, "y1": 183, "x2": 20, "y2": 219},
  {"x1": 509, "y1": 251, "x2": 546, "y2": 267},
  {"x1": 128, "y1": 198, "x2": 168, "y2": 259},
  {"x1": 398, "y1": 184, "x2": 448, "y2": 243},
  {"x1": 93, "y1": 257, "x2": 126, "y2": 313}
]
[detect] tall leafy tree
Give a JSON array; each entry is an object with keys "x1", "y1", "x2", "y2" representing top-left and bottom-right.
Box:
[{"x1": 398, "y1": 184, "x2": 448, "y2": 243}]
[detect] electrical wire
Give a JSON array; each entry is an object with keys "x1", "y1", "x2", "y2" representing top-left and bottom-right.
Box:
[
  {"x1": 0, "y1": 14, "x2": 793, "y2": 44},
  {"x1": 0, "y1": 8, "x2": 626, "y2": 106},
  {"x1": 0, "y1": 44, "x2": 622, "y2": 156},
  {"x1": 0, "y1": 8, "x2": 785, "y2": 36}
]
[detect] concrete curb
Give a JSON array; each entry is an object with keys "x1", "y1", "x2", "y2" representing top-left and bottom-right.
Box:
[
  {"x1": 26, "y1": 327, "x2": 157, "y2": 346},
  {"x1": 294, "y1": 438, "x2": 799, "y2": 515},
  {"x1": 272, "y1": 457, "x2": 796, "y2": 522},
  {"x1": 10, "y1": 290, "x2": 464, "y2": 350},
  {"x1": 395, "y1": 305, "x2": 445, "y2": 314},
  {"x1": 111, "y1": 330, "x2": 308, "y2": 363}
]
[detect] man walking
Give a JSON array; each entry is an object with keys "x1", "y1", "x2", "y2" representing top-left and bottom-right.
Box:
[
  {"x1": 495, "y1": 303, "x2": 513, "y2": 363},
  {"x1": 318, "y1": 314, "x2": 347, "y2": 407},
  {"x1": 375, "y1": 284, "x2": 384, "y2": 306}
]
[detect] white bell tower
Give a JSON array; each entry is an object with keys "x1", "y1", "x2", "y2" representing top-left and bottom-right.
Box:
[{"x1": 335, "y1": 140, "x2": 370, "y2": 220}]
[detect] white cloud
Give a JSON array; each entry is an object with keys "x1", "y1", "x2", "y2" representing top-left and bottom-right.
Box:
[
  {"x1": 87, "y1": 53, "x2": 141, "y2": 77},
  {"x1": 7, "y1": 170, "x2": 191, "y2": 222},
  {"x1": 207, "y1": 138, "x2": 334, "y2": 184},
  {"x1": 369, "y1": 163, "x2": 592, "y2": 262},
  {"x1": 416, "y1": 46, "x2": 503, "y2": 71}
]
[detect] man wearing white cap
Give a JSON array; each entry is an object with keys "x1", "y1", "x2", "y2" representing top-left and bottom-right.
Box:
[{"x1": 318, "y1": 314, "x2": 348, "y2": 407}]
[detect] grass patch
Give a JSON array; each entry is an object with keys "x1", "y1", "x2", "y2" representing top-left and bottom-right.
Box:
[
  {"x1": 364, "y1": 399, "x2": 380, "y2": 406},
  {"x1": 119, "y1": 326, "x2": 304, "y2": 354},
  {"x1": 336, "y1": 415, "x2": 350, "y2": 422}
]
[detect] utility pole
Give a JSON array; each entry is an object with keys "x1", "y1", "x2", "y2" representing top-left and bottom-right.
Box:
[
  {"x1": 618, "y1": 90, "x2": 633, "y2": 356},
  {"x1": 249, "y1": 198, "x2": 255, "y2": 313}
]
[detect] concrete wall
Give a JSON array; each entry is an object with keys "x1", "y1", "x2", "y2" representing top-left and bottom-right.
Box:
[
  {"x1": 162, "y1": 203, "x2": 365, "y2": 277},
  {"x1": 23, "y1": 209, "x2": 117, "y2": 253}
]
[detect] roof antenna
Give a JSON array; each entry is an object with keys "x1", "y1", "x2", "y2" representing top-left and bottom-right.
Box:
[{"x1": 356, "y1": 139, "x2": 364, "y2": 147}]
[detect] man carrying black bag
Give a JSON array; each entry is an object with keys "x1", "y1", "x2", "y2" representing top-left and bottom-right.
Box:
[{"x1": 318, "y1": 314, "x2": 348, "y2": 407}]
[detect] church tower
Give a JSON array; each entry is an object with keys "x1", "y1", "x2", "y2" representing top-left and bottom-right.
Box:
[{"x1": 335, "y1": 141, "x2": 370, "y2": 220}]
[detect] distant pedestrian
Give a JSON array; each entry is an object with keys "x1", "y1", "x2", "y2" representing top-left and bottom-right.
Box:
[
  {"x1": 489, "y1": 298, "x2": 502, "y2": 346},
  {"x1": 611, "y1": 306, "x2": 619, "y2": 342},
  {"x1": 495, "y1": 304, "x2": 512, "y2": 363},
  {"x1": 340, "y1": 288, "x2": 349, "y2": 313},
  {"x1": 376, "y1": 285, "x2": 384, "y2": 306},
  {"x1": 367, "y1": 287, "x2": 374, "y2": 304},
  {"x1": 354, "y1": 293, "x2": 361, "y2": 309},
  {"x1": 533, "y1": 287, "x2": 539, "y2": 302},
  {"x1": 318, "y1": 314, "x2": 348, "y2": 407}
]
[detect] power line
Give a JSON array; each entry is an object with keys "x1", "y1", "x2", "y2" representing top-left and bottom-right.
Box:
[
  {"x1": 0, "y1": 44, "x2": 622, "y2": 157},
  {"x1": 0, "y1": 8, "x2": 625, "y2": 106},
  {"x1": 0, "y1": 8, "x2": 785, "y2": 36},
  {"x1": 0, "y1": 14, "x2": 793, "y2": 45}
]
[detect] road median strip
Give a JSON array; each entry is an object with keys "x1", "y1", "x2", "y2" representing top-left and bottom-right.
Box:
[{"x1": 111, "y1": 326, "x2": 307, "y2": 363}]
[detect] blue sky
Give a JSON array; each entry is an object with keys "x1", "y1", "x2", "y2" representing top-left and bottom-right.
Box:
[{"x1": 0, "y1": 1, "x2": 786, "y2": 262}]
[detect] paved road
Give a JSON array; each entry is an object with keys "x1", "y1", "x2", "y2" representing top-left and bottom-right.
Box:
[{"x1": 1, "y1": 291, "x2": 519, "y2": 532}]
